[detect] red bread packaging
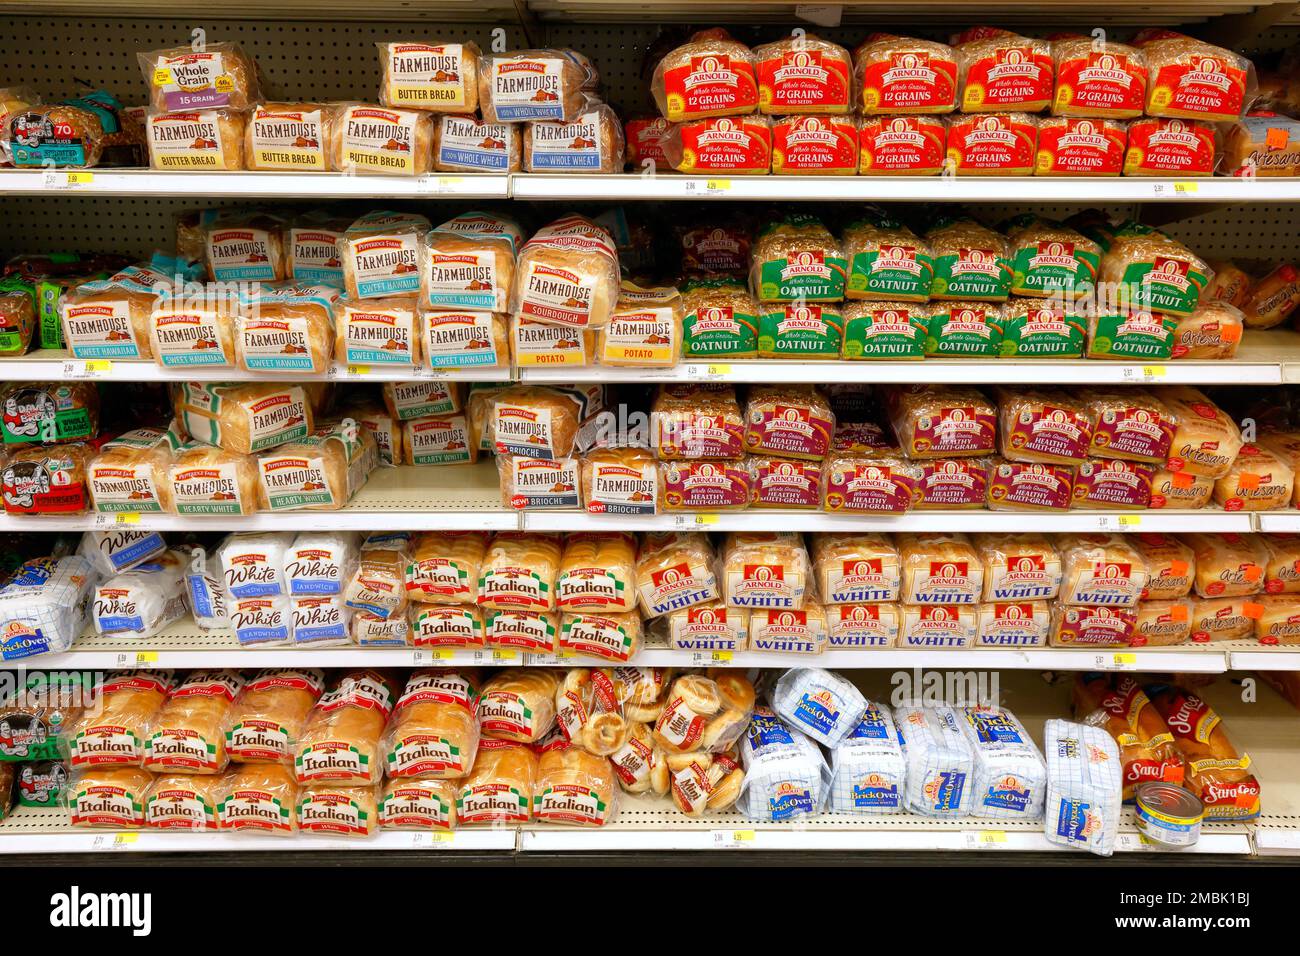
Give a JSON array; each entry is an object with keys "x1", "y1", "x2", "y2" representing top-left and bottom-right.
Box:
[
  {"x1": 852, "y1": 34, "x2": 959, "y2": 115},
  {"x1": 945, "y1": 113, "x2": 1037, "y2": 175},
  {"x1": 661, "y1": 116, "x2": 772, "y2": 174},
  {"x1": 1051, "y1": 36, "x2": 1148, "y2": 119},
  {"x1": 858, "y1": 115, "x2": 946, "y2": 175},
  {"x1": 1035, "y1": 117, "x2": 1125, "y2": 177},
  {"x1": 1123, "y1": 118, "x2": 1217, "y2": 177},
  {"x1": 1074, "y1": 674, "x2": 1186, "y2": 800},
  {"x1": 651, "y1": 29, "x2": 760, "y2": 122},
  {"x1": 953, "y1": 27, "x2": 1054, "y2": 113},
  {"x1": 753, "y1": 35, "x2": 853, "y2": 115},
  {"x1": 1146, "y1": 684, "x2": 1261, "y2": 820},
  {"x1": 1134, "y1": 29, "x2": 1256, "y2": 123},
  {"x1": 624, "y1": 116, "x2": 670, "y2": 170},
  {"x1": 771, "y1": 115, "x2": 857, "y2": 175}
]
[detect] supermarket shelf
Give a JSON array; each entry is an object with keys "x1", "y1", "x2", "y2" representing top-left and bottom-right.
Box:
[
  {"x1": 511, "y1": 174, "x2": 1300, "y2": 204},
  {"x1": 0, "y1": 169, "x2": 509, "y2": 199},
  {"x1": 521, "y1": 508, "x2": 1254, "y2": 533},
  {"x1": 1228, "y1": 645, "x2": 1300, "y2": 671},
  {"x1": 0, "y1": 461, "x2": 514, "y2": 533},
  {"x1": 1258, "y1": 513, "x2": 1300, "y2": 532}
]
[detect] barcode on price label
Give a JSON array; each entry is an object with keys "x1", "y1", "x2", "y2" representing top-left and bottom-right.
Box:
[
  {"x1": 962, "y1": 829, "x2": 1007, "y2": 849},
  {"x1": 692, "y1": 650, "x2": 734, "y2": 665}
]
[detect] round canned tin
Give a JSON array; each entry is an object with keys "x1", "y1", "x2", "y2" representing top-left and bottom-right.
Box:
[{"x1": 1135, "y1": 782, "x2": 1203, "y2": 848}]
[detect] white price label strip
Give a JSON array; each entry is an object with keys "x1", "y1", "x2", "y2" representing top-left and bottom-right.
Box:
[
  {"x1": 674, "y1": 513, "x2": 719, "y2": 529},
  {"x1": 410, "y1": 831, "x2": 455, "y2": 847},
  {"x1": 692, "y1": 651, "x2": 734, "y2": 666},
  {"x1": 711, "y1": 828, "x2": 756, "y2": 848},
  {"x1": 44, "y1": 171, "x2": 94, "y2": 190},
  {"x1": 1116, "y1": 832, "x2": 1156, "y2": 852},
  {"x1": 92, "y1": 833, "x2": 140, "y2": 850},
  {"x1": 962, "y1": 829, "x2": 1008, "y2": 849},
  {"x1": 61, "y1": 359, "x2": 112, "y2": 379},
  {"x1": 1096, "y1": 652, "x2": 1138, "y2": 671},
  {"x1": 412, "y1": 648, "x2": 454, "y2": 665}
]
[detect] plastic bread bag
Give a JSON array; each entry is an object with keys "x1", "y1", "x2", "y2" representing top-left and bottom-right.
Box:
[
  {"x1": 580, "y1": 445, "x2": 660, "y2": 516},
  {"x1": 1239, "y1": 264, "x2": 1300, "y2": 330},
  {"x1": 1162, "y1": 386, "x2": 1244, "y2": 480},
  {"x1": 1182, "y1": 531, "x2": 1267, "y2": 599},
  {"x1": 0, "y1": 275, "x2": 36, "y2": 355},
  {"x1": 379, "y1": 41, "x2": 480, "y2": 112},
  {"x1": 488, "y1": 386, "x2": 582, "y2": 461},
  {"x1": 292, "y1": 782, "x2": 379, "y2": 837},
  {"x1": 651, "y1": 29, "x2": 758, "y2": 122},
  {"x1": 86, "y1": 427, "x2": 178, "y2": 515},
  {"x1": 752, "y1": 33, "x2": 852, "y2": 115},
  {"x1": 498, "y1": 454, "x2": 579, "y2": 510},
  {"x1": 523, "y1": 104, "x2": 624, "y2": 174},
  {"x1": 828, "y1": 700, "x2": 906, "y2": 813},
  {"x1": 378, "y1": 777, "x2": 459, "y2": 830},
  {"x1": 476, "y1": 532, "x2": 562, "y2": 612},
  {"x1": 0, "y1": 85, "x2": 39, "y2": 163},
  {"x1": 283, "y1": 531, "x2": 361, "y2": 598},
  {"x1": 610, "y1": 722, "x2": 671, "y2": 798},
  {"x1": 742, "y1": 384, "x2": 834, "y2": 462},
  {"x1": 339, "y1": 400, "x2": 401, "y2": 468},
  {"x1": 511, "y1": 215, "x2": 620, "y2": 331},
  {"x1": 899, "y1": 603, "x2": 977, "y2": 649},
  {"x1": 857, "y1": 113, "x2": 947, "y2": 175},
  {"x1": 142, "y1": 669, "x2": 244, "y2": 774},
  {"x1": 1003, "y1": 217, "x2": 1101, "y2": 299},
  {"x1": 749, "y1": 213, "x2": 846, "y2": 304},
  {"x1": 531, "y1": 745, "x2": 618, "y2": 828},
  {"x1": 1034, "y1": 116, "x2": 1125, "y2": 176},
  {"x1": 344, "y1": 545, "x2": 410, "y2": 619},
  {"x1": 651, "y1": 383, "x2": 745, "y2": 460},
  {"x1": 994, "y1": 386, "x2": 1093, "y2": 467},
  {"x1": 172, "y1": 382, "x2": 313, "y2": 456},
  {"x1": 237, "y1": 283, "x2": 338, "y2": 374},
  {"x1": 339, "y1": 210, "x2": 430, "y2": 301},
  {"x1": 944, "y1": 112, "x2": 1038, "y2": 176},
  {"x1": 244, "y1": 102, "x2": 337, "y2": 172},
  {"x1": 143, "y1": 772, "x2": 221, "y2": 830},
  {"x1": 1203, "y1": 259, "x2": 1253, "y2": 308},
  {"x1": 1191, "y1": 595, "x2": 1258, "y2": 643},
  {"x1": 1255, "y1": 595, "x2": 1300, "y2": 644},
  {"x1": 218, "y1": 531, "x2": 295, "y2": 600},
  {"x1": 897, "y1": 532, "x2": 983, "y2": 606},
  {"x1": 432, "y1": 113, "x2": 520, "y2": 173},
  {"x1": 976, "y1": 600, "x2": 1050, "y2": 648},
  {"x1": 294, "y1": 669, "x2": 397, "y2": 786},
  {"x1": 333, "y1": 295, "x2": 420, "y2": 368},
  {"x1": 653, "y1": 599, "x2": 745, "y2": 656},
  {"x1": 285, "y1": 211, "x2": 349, "y2": 285},
  {"x1": 0, "y1": 381, "x2": 99, "y2": 447},
  {"x1": 1146, "y1": 683, "x2": 1260, "y2": 819},
  {"x1": 93, "y1": 549, "x2": 187, "y2": 638},
  {"x1": 957, "y1": 704, "x2": 1047, "y2": 820},
  {"x1": 328, "y1": 103, "x2": 433, "y2": 176},
  {"x1": 1172, "y1": 301, "x2": 1244, "y2": 359},
  {"x1": 477, "y1": 669, "x2": 560, "y2": 744},
  {"x1": 771, "y1": 667, "x2": 868, "y2": 748},
  {"x1": 409, "y1": 604, "x2": 483, "y2": 651},
  {"x1": 1050, "y1": 35, "x2": 1148, "y2": 119},
  {"x1": 256, "y1": 418, "x2": 377, "y2": 512},
  {"x1": 969, "y1": 532, "x2": 1060, "y2": 602},
  {"x1": 1130, "y1": 533, "x2": 1195, "y2": 600},
  {"x1": 167, "y1": 443, "x2": 260, "y2": 517},
  {"x1": 887, "y1": 385, "x2": 997, "y2": 461},
  {"x1": 597, "y1": 282, "x2": 682, "y2": 368},
  {"x1": 479, "y1": 49, "x2": 596, "y2": 124},
  {"x1": 148, "y1": 283, "x2": 252, "y2": 370},
  {"x1": 821, "y1": 452, "x2": 919, "y2": 515},
  {"x1": 552, "y1": 668, "x2": 626, "y2": 754},
  {"x1": 555, "y1": 532, "x2": 636, "y2": 613},
  {"x1": 842, "y1": 217, "x2": 934, "y2": 303},
  {"x1": 678, "y1": 278, "x2": 760, "y2": 359},
  {"x1": 1078, "y1": 386, "x2": 1174, "y2": 464},
  {"x1": 634, "y1": 531, "x2": 720, "y2": 618},
  {"x1": 736, "y1": 706, "x2": 831, "y2": 821},
  {"x1": 79, "y1": 529, "x2": 165, "y2": 576},
  {"x1": 201, "y1": 210, "x2": 288, "y2": 283},
  {"x1": 1259, "y1": 534, "x2": 1300, "y2": 595},
  {"x1": 1042, "y1": 719, "x2": 1122, "y2": 856},
  {"x1": 894, "y1": 702, "x2": 975, "y2": 815},
  {"x1": 421, "y1": 308, "x2": 509, "y2": 372},
  {"x1": 1049, "y1": 603, "x2": 1137, "y2": 647},
  {"x1": 68, "y1": 670, "x2": 175, "y2": 769},
  {"x1": 768, "y1": 114, "x2": 857, "y2": 175},
  {"x1": 653, "y1": 672, "x2": 755, "y2": 755},
  {"x1": 288, "y1": 594, "x2": 350, "y2": 646},
  {"x1": 139, "y1": 42, "x2": 259, "y2": 113},
  {"x1": 811, "y1": 533, "x2": 900, "y2": 605},
  {"x1": 0, "y1": 554, "x2": 96, "y2": 660},
  {"x1": 1097, "y1": 223, "x2": 1211, "y2": 317},
  {"x1": 913, "y1": 456, "x2": 995, "y2": 510},
  {"x1": 952, "y1": 27, "x2": 1053, "y2": 112},
  {"x1": 1132, "y1": 29, "x2": 1256, "y2": 123},
  {"x1": 60, "y1": 261, "x2": 184, "y2": 361},
  {"x1": 454, "y1": 738, "x2": 537, "y2": 825},
  {"x1": 1057, "y1": 533, "x2": 1150, "y2": 606},
  {"x1": 722, "y1": 531, "x2": 811, "y2": 610},
  {"x1": 421, "y1": 223, "x2": 515, "y2": 314},
  {"x1": 146, "y1": 108, "x2": 247, "y2": 170},
  {"x1": 66, "y1": 767, "x2": 154, "y2": 828},
  {"x1": 215, "y1": 763, "x2": 299, "y2": 835},
  {"x1": 382, "y1": 668, "x2": 481, "y2": 781},
  {"x1": 404, "y1": 530, "x2": 489, "y2": 605},
  {"x1": 999, "y1": 297, "x2": 1086, "y2": 359},
  {"x1": 1133, "y1": 598, "x2": 1194, "y2": 645},
  {"x1": 558, "y1": 611, "x2": 641, "y2": 663},
  {"x1": 225, "y1": 668, "x2": 325, "y2": 765},
  {"x1": 383, "y1": 381, "x2": 463, "y2": 422},
  {"x1": 664, "y1": 744, "x2": 742, "y2": 817},
  {"x1": 1074, "y1": 674, "x2": 1186, "y2": 797},
  {"x1": 352, "y1": 610, "x2": 410, "y2": 647},
  {"x1": 1212, "y1": 440, "x2": 1293, "y2": 511},
  {"x1": 402, "y1": 414, "x2": 476, "y2": 468},
  {"x1": 748, "y1": 606, "x2": 829, "y2": 655}
]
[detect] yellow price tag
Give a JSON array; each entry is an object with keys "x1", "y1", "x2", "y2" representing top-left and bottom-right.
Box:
[
  {"x1": 694, "y1": 514, "x2": 719, "y2": 526},
  {"x1": 969, "y1": 830, "x2": 1007, "y2": 846},
  {"x1": 492, "y1": 649, "x2": 518, "y2": 662},
  {"x1": 85, "y1": 359, "x2": 112, "y2": 374},
  {"x1": 1142, "y1": 366, "x2": 1166, "y2": 379},
  {"x1": 347, "y1": 365, "x2": 370, "y2": 376},
  {"x1": 1174, "y1": 182, "x2": 1198, "y2": 194},
  {"x1": 733, "y1": 829, "x2": 755, "y2": 842},
  {"x1": 152, "y1": 68, "x2": 173, "y2": 86},
  {"x1": 1113, "y1": 653, "x2": 1137, "y2": 667},
  {"x1": 1118, "y1": 515, "x2": 1141, "y2": 527},
  {"x1": 136, "y1": 652, "x2": 158, "y2": 664},
  {"x1": 711, "y1": 651, "x2": 733, "y2": 663},
  {"x1": 65, "y1": 172, "x2": 94, "y2": 186},
  {"x1": 706, "y1": 179, "x2": 732, "y2": 191},
  {"x1": 115, "y1": 513, "x2": 141, "y2": 525},
  {"x1": 114, "y1": 833, "x2": 140, "y2": 845}
]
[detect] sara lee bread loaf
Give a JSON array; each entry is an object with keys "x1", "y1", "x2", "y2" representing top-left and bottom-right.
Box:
[
  {"x1": 294, "y1": 670, "x2": 396, "y2": 785},
  {"x1": 843, "y1": 218, "x2": 934, "y2": 303},
  {"x1": 432, "y1": 114, "x2": 520, "y2": 172},
  {"x1": 88, "y1": 427, "x2": 179, "y2": 515},
  {"x1": 61, "y1": 261, "x2": 182, "y2": 361},
  {"x1": 1057, "y1": 534, "x2": 1149, "y2": 607},
  {"x1": 174, "y1": 382, "x2": 312, "y2": 455},
  {"x1": 489, "y1": 386, "x2": 581, "y2": 460},
  {"x1": 1122, "y1": 117, "x2": 1217, "y2": 176},
  {"x1": 888, "y1": 385, "x2": 997, "y2": 459},
  {"x1": 238, "y1": 284, "x2": 338, "y2": 373},
  {"x1": 1240, "y1": 264, "x2": 1300, "y2": 329},
  {"x1": 341, "y1": 211, "x2": 430, "y2": 301},
  {"x1": 944, "y1": 113, "x2": 1038, "y2": 175},
  {"x1": 722, "y1": 531, "x2": 810, "y2": 610},
  {"x1": 925, "y1": 218, "x2": 1011, "y2": 301},
  {"x1": 1051, "y1": 36, "x2": 1148, "y2": 118},
  {"x1": 382, "y1": 669, "x2": 480, "y2": 780},
  {"x1": 148, "y1": 285, "x2": 245, "y2": 369},
  {"x1": 749, "y1": 214, "x2": 847, "y2": 303},
  {"x1": 379, "y1": 42, "x2": 480, "y2": 112},
  {"x1": 532, "y1": 746, "x2": 617, "y2": 827},
  {"x1": 1172, "y1": 301, "x2": 1245, "y2": 359},
  {"x1": 69, "y1": 767, "x2": 154, "y2": 828},
  {"x1": 329, "y1": 104, "x2": 433, "y2": 176},
  {"x1": 559, "y1": 610, "x2": 642, "y2": 662},
  {"x1": 147, "y1": 109, "x2": 246, "y2": 169},
  {"x1": 245, "y1": 103, "x2": 336, "y2": 171},
  {"x1": 256, "y1": 419, "x2": 378, "y2": 511},
  {"x1": 742, "y1": 384, "x2": 834, "y2": 461},
  {"x1": 1162, "y1": 386, "x2": 1243, "y2": 479},
  {"x1": 770, "y1": 115, "x2": 857, "y2": 175},
  {"x1": 69, "y1": 671, "x2": 174, "y2": 768},
  {"x1": 598, "y1": 283, "x2": 682, "y2": 367},
  {"x1": 857, "y1": 114, "x2": 947, "y2": 174},
  {"x1": 143, "y1": 670, "x2": 243, "y2": 774},
  {"x1": 1214, "y1": 442, "x2": 1295, "y2": 511},
  {"x1": 634, "y1": 532, "x2": 720, "y2": 617},
  {"x1": 1050, "y1": 603, "x2": 1137, "y2": 646},
  {"x1": 898, "y1": 532, "x2": 982, "y2": 606},
  {"x1": 224, "y1": 668, "x2": 324, "y2": 764},
  {"x1": 523, "y1": 105, "x2": 623, "y2": 173},
  {"x1": 334, "y1": 296, "x2": 419, "y2": 368},
  {"x1": 651, "y1": 29, "x2": 758, "y2": 121},
  {"x1": 1132, "y1": 533, "x2": 1195, "y2": 600},
  {"x1": 651, "y1": 383, "x2": 744, "y2": 460},
  {"x1": 215, "y1": 763, "x2": 299, "y2": 834},
  {"x1": 1133, "y1": 599, "x2": 1193, "y2": 645},
  {"x1": 1034, "y1": 116, "x2": 1124, "y2": 176},
  {"x1": 404, "y1": 530, "x2": 488, "y2": 605},
  {"x1": 1134, "y1": 29, "x2": 1256, "y2": 123},
  {"x1": 477, "y1": 532, "x2": 562, "y2": 612},
  {"x1": 144, "y1": 773, "x2": 223, "y2": 829},
  {"x1": 953, "y1": 28, "x2": 1053, "y2": 112},
  {"x1": 511, "y1": 215, "x2": 619, "y2": 330},
  {"x1": 974, "y1": 532, "x2": 1062, "y2": 601},
  {"x1": 477, "y1": 669, "x2": 559, "y2": 743},
  {"x1": 1098, "y1": 222, "x2": 1210, "y2": 317},
  {"x1": 1146, "y1": 684, "x2": 1260, "y2": 819},
  {"x1": 421, "y1": 227, "x2": 514, "y2": 313},
  {"x1": 1256, "y1": 595, "x2": 1300, "y2": 644},
  {"x1": 753, "y1": 34, "x2": 852, "y2": 114},
  {"x1": 995, "y1": 387, "x2": 1093, "y2": 466},
  {"x1": 141, "y1": 42, "x2": 259, "y2": 113},
  {"x1": 479, "y1": 49, "x2": 594, "y2": 124},
  {"x1": 555, "y1": 532, "x2": 637, "y2": 613},
  {"x1": 1073, "y1": 676, "x2": 1186, "y2": 799},
  {"x1": 853, "y1": 34, "x2": 958, "y2": 114},
  {"x1": 1204, "y1": 260, "x2": 1253, "y2": 309},
  {"x1": 680, "y1": 279, "x2": 760, "y2": 358},
  {"x1": 405, "y1": 415, "x2": 477, "y2": 467},
  {"x1": 1184, "y1": 531, "x2": 1267, "y2": 598},
  {"x1": 749, "y1": 606, "x2": 829, "y2": 654},
  {"x1": 1, "y1": 442, "x2": 96, "y2": 516},
  {"x1": 1222, "y1": 112, "x2": 1300, "y2": 177},
  {"x1": 168, "y1": 443, "x2": 259, "y2": 516},
  {"x1": 455, "y1": 738, "x2": 538, "y2": 824},
  {"x1": 660, "y1": 115, "x2": 773, "y2": 173},
  {"x1": 1079, "y1": 387, "x2": 1174, "y2": 464},
  {"x1": 1004, "y1": 217, "x2": 1100, "y2": 299}
]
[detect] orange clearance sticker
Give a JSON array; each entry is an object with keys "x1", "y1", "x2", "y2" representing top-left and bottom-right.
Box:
[
  {"x1": 1245, "y1": 565, "x2": 1263, "y2": 582},
  {"x1": 1238, "y1": 473, "x2": 1262, "y2": 490},
  {"x1": 1221, "y1": 323, "x2": 1243, "y2": 343},
  {"x1": 1243, "y1": 601, "x2": 1265, "y2": 620},
  {"x1": 1267, "y1": 126, "x2": 1291, "y2": 151},
  {"x1": 1170, "y1": 559, "x2": 1190, "y2": 576},
  {"x1": 1171, "y1": 472, "x2": 1196, "y2": 489},
  {"x1": 1170, "y1": 604, "x2": 1189, "y2": 621}
]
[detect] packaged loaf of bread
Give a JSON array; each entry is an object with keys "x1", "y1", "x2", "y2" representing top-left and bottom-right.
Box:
[
  {"x1": 1132, "y1": 598, "x2": 1193, "y2": 646},
  {"x1": 752, "y1": 34, "x2": 852, "y2": 115},
  {"x1": 770, "y1": 114, "x2": 857, "y2": 175},
  {"x1": 722, "y1": 532, "x2": 810, "y2": 610},
  {"x1": 167, "y1": 442, "x2": 259, "y2": 516},
  {"x1": 1146, "y1": 683, "x2": 1259, "y2": 819},
  {"x1": 1214, "y1": 442, "x2": 1294, "y2": 512},
  {"x1": 489, "y1": 386, "x2": 580, "y2": 460},
  {"x1": 624, "y1": 115, "x2": 669, "y2": 171},
  {"x1": 899, "y1": 603, "x2": 977, "y2": 648},
  {"x1": 173, "y1": 382, "x2": 312, "y2": 455},
  {"x1": 245, "y1": 102, "x2": 336, "y2": 171},
  {"x1": 1184, "y1": 531, "x2": 1267, "y2": 598},
  {"x1": 749, "y1": 214, "x2": 847, "y2": 303},
  {"x1": 1034, "y1": 116, "x2": 1125, "y2": 176},
  {"x1": 1122, "y1": 117, "x2": 1218, "y2": 176},
  {"x1": 1050, "y1": 603, "x2": 1137, "y2": 646},
  {"x1": 453, "y1": 738, "x2": 537, "y2": 824},
  {"x1": 945, "y1": 112, "x2": 1038, "y2": 175},
  {"x1": 680, "y1": 278, "x2": 760, "y2": 358},
  {"x1": 531, "y1": 746, "x2": 617, "y2": 827},
  {"x1": 1222, "y1": 112, "x2": 1300, "y2": 177},
  {"x1": 651, "y1": 383, "x2": 744, "y2": 460},
  {"x1": 1098, "y1": 222, "x2": 1210, "y2": 317},
  {"x1": 923, "y1": 300, "x2": 1005, "y2": 357},
  {"x1": 404, "y1": 415, "x2": 476, "y2": 467},
  {"x1": 7, "y1": 100, "x2": 118, "y2": 168},
  {"x1": 483, "y1": 608, "x2": 556, "y2": 654},
  {"x1": 477, "y1": 669, "x2": 558, "y2": 744},
  {"x1": 224, "y1": 668, "x2": 324, "y2": 765},
  {"x1": 147, "y1": 283, "x2": 249, "y2": 370},
  {"x1": 1190, "y1": 595, "x2": 1258, "y2": 642},
  {"x1": 214, "y1": 763, "x2": 299, "y2": 834},
  {"x1": 329, "y1": 104, "x2": 433, "y2": 176},
  {"x1": 404, "y1": 530, "x2": 488, "y2": 605},
  {"x1": 1134, "y1": 29, "x2": 1255, "y2": 123},
  {"x1": 343, "y1": 542, "x2": 409, "y2": 619},
  {"x1": 650, "y1": 29, "x2": 758, "y2": 122},
  {"x1": 888, "y1": 385, "x2": 997, "y2": 459},
  {"x1": 821, "y1": 452, "x2": 921, "y2": 515},
  {"x1": 140, "y1": 42, "x2": 259, "y2": 113},
  {"x1": 1150, "y1": 468, "x2": 1214, "y2": 509},
  {"x1": 0, "y1": 276, "x2": 35, "y2": 356},
  {"x1": 657, "y1": 599, "x2": 748, "y2": 652},
  {"x1": 295, "y1": 782, "x2": 382, "y2": 837},
  {"x1": 1057, "y1": 533, "x2": 1149, "y2": 607},
  {"x1": 237, "y1": 283, "x2": 338, "y2": 373},
  {"x1": 1256, "y1": 595, "x2": 1300, "y2": 644},
  {"x1": 634, "y1": 532, "x2": 719, "y2": 618},
  {"x1": 510, "y1": 315, "x2": 595, "y2": 368},
  {"x1": 256, "y1": 419, "x2": 377, "y2": 512},
  {"x1": 823, "y1": 602, "x2": 899, "y2": 649},
  {"x1": 477, "y1": 532, "x2": 562, "y2": 612},
  {"x1": 744, "y1": 454, "x2": 820, "y2": 509},
  {"x1": 747, "y1": 606, "x2": 827, "y2": 654},
  {"x1": 597, "y1": 283, "x2": 682, "y2": 367},
  {"x1": 925, "y1": 218, "x2": 1011, "y2": 301},
  {"x1": 558, "y1": 610, "x2": 642, "y2": 662},
  {"x1": 1163, "y1": 386, "x2": 1242, "y2": 479},
  {"x1": 382, "y1": 380, "x2": 462, "y2": 421},
  {"x1": 1004, "y1": 217, "x2": 1101, "y2": 299},
  {"x1": 840, "y1": 300, "x2": 928, "y2": 360},
  {"x1": 952, "y1": 27, "x2": 1053, "y2": 112},
  {"x1": 1172, "y1": 301, "x2": 1244, "y2": 359},
  {"x1": 898, "y1": 532, "x2": 982, "y2": 606},
  {"x1": 742, "y1": 384, "x2": 834, "y2": 462},
  {"x1": 1260, "y1": 534, "x2": 1300, "y2": 594},
  {"x1": 857, "y1": 114, "x2": 947, "y2": 174},
  {"x1": 524, "y1": 105, "x2": 623, "y2": 173},
  {"x1": 410, "y1": 604, "x2": 485, "y2": 650},
  {"x1": 1065, "y1": 453, "x2": 1155, "y2": 516},
  {"x1": 378, "y1": 776, "x2": 458, "y2": 830},
  {"x1": 660, "y1": 115, "x2": 772, "y2": 174},
  {"x1": 419, "y1": 309, "x2": 507, "y2": 371},
  {"x1": 333, "y1": 296, "x2": 419, "y2": 367},
  {"x1": 0, "y1": 382, "x2": 99, "y2": 447},
  {"x1": 295, "y1": 670, "x2": 396, "y2": 785},
  {"x1": 556, "y1": 532, "x2": 637, "y2": 613},
  {"x1": 340, "y1": 211, "x2": 429, "y2": 301},
  {"x1": 88, "y1": 427, "x2": 178, "y2": 515},
  {"x1": 69, "y1": 671, "x2": 174, "y2": 769},
  {"x1": 915, "y1": 456, "x2": 995, "y2": 509},
  {"x1": 1073, "y1": 675, "x2": 1186, "y2": 797},
  {"x1": 92, "y1": 549, "x2": 187, "y2": 638},
  {"x1": 843, "y1": 218, "x2": 933, "y2": 303},
  {"x1": 1203, "y1": 260, "x2": 1252, "y2": 309},
  {"x1": 810, "y1": 533, "x2": 899, "y2": 604},
  {"x1": 1133, "y1": 533, "x2": 1195, "y2": 600},
  {"x1": 512, "y1": 215, "x2": 619, "y2": 330},
  {"x1": 421, "y1": 226, "x2": 514, "y2": 313},
  {"x1": 432, "y1": 113, "x2": 520, "y2": 172},
  {"x1": 995, "y1": 387, "x2": 1092, "y2": 468},
  {"x1": 1241, "y1": 264, "x2": 1300, "y2": 329},
  {"x1": 976, "y1": 600, "x2": 1050, "y2": 647},
  {"x1": 1260, "y1": 432, "x2": 1300, "y2": 507},
  {"x1": 1051, "y1": 36, "x2": 1148, "y2": 118},
  {"x1": 479, "y1": 49, "x2": 593, "y2": 124},
  {"x1": 61, "y1": 259, "x2": 189, "y2": 361},
  {"x1": 853, "y1": 34, "x2": 958, "y2": 114},
  {"x1": 579, "y1": 445, "x2": 658, "y2": 515},
  {"x1": 1080, "y1": 387, "x2": 1174, "y2": 464},
  {"x1": 147, "y1": 109, "x2": 246, "y2": 169},
  {"x1": 379, "y1": 41, "x2": 480, "y2": 112},
  {"x1": 67, "y1": 767, "x2": 153, "y2": 828},
  {"x1": 381, "y1": 669, "x2": 479, "y2": 780},
  {"x1": 1, "y1": 443, "x2": 95, "y2": 516},
  {"x1": 143, "y1": 773, "x2": 222, "y2": 830},
  {"x1": 974, "y1": 532, "x2": 1061, "y2": 601},
  {"x1": 659, "y1": 459, "x2": 750, "y2": 511},
  {"x1": 998, "y1": 297, "x2": 1085, "y2": 358},
  {"x1": 143, "y1": 670, "x2": 243, "y2": 774}
]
